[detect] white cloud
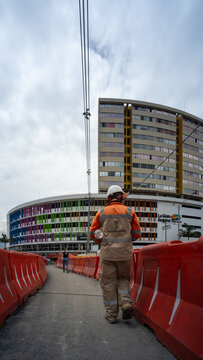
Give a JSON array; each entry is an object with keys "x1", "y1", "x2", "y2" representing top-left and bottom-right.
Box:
[{"x1": 0, "y1": 0, "x2": 203, "y2": 233}]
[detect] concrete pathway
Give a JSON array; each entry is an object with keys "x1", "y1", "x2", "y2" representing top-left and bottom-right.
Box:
[{"x1": 0, "y1": 265, "x2": 177, "y2": 360}]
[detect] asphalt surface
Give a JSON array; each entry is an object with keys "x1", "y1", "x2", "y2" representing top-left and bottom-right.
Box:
[{"x1": 0, "y1": 264, "x2": 177, "y2": 360}]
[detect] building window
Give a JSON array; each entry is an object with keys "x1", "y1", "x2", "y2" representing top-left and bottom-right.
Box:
[
  {"x1": 100, "y1": 152, "x2": 124, "y2": 157},
  {"x1": 133, "y1": 144, "x2": 155, "y2": 150},
  {"x1": 99, "y1": 161, "x2": 124, "y2": 167},
  {"x1": 99, "y1": 171, "x2": 124, "y2": 177},
  {"x1": 100, "y1": 132, "x2": 123, "y2": 138},
  {"x1": 100, "y1": 113, "x2": 123, "y2": 118},
  {"x1": 100, "y1": 122, "x2": 123, "y2": 128},
  {"x1": 100, "y1": 142, "x2": 124, "y2": 148}
]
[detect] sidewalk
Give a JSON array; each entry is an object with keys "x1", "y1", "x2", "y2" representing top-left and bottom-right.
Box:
[{"x1": 0, "y1": 265, "x2": 176, "y2": 360}]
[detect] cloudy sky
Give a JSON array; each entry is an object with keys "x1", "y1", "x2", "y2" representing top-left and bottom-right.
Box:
[{"x1": 0, "y1": 0, "x2": 203, "y2": 233}]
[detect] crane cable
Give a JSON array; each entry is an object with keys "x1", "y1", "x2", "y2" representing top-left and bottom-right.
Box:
[{"x1": 78, "y1": 0, "x2": 91, "y2": 194}]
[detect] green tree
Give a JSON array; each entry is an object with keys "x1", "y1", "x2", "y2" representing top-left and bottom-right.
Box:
[
  {"x1": 178, "y1": 223, "x2": 201, "y2": 241},
  {"x1": 0, "y1": 233, "x2": 13, "y2": 249}
]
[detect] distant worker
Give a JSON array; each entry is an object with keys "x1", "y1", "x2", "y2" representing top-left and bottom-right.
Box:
[
  {"x1": 63, "y1": 248, "x2": 69, "y2": 273},
  {"x1": 90, "y1": 185, "x2": 141, "y2": 324}
]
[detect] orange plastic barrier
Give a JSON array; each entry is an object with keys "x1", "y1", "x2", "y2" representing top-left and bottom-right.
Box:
[
  {"x1": 0, "y1": 250, "x2": 47, "y2": 328},
  {"x1": 38, "y1": 255, "x2": 47, "y2": 284},
  {"x1": 68, "y1": 256, "x2": 75, "y2": 272},
  {"x1": 95, "y1": 259, "x2": 101, "y2": 280},
  {"x1": 8, "y1": 251, "x2": 36, "y2": 305},
  {"x1": 131, "y1": 238, "x2": 203, "y2": 360},
  {"x1": 74, "y1": 257, "x2": 86, "y2": 274},
  {"x1": 82, "y1": 256, "x2": 99, "y2": 278},
  {"x1": 0, "y1": 250, "x2": 18, "y2": 327},
  {"x1": 129, "y1": 249, "x2": 139, "y2": 296},
  {"x1": 21, "y1": 253, "x2": 42, "y2": 295},
  {"x1": 83, "y1": 257, "x2": 91, "y2": 276},
  {"x1": 56, "y1": 252, "x2": 63, "y2": 269},
  {"x1": 89, "y1": 256, "x2": 99, "y2": 278}
]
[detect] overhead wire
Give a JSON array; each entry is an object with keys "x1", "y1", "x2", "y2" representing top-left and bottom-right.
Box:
[
  {"x1": 133, "y1": 121, "x2": 202, "y2": 190},
  {"x1": 78, "y1": 0, "x2": 91, "y2": 252},
  {"x1": 78, "y1": 0, "x2": 91, "y2": 194}
]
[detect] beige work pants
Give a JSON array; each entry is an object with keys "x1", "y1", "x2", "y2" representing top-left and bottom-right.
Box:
[{"x1": 100, "y1": 259, "x2": 132, "y2": 318}]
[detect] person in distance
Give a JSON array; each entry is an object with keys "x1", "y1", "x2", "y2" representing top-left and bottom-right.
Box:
[{"x1": 63, "y1": 248, "x2": 69, "y2": 273}]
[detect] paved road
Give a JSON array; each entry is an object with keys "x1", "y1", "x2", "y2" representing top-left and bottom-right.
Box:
[{"x1": 0, "y1": 265, "x2": 177, "y2": 360}]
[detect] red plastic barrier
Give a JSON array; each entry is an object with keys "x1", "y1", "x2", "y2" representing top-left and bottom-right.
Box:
[
  {"x1": 129, "y1": 249, "x2": 139, "y2": 295},
  {"x1": 82, "y1": 256, "x2": 99, "y2": 278},
  {"x1": 68, "y1": 256, "x2": 75, "y2": 272},
  {"x1": 74, "y1": 257, "x2": 86, "y2": 274},
  {"x1": 56, "y1": 252, "x2": 63, "y2": 269},
  {"x1": 74, "y1": 257, "x2": 80, "y2": 274},
  {"x1": 8, "y1": 251, "x2": 36, "y2": 305},
  {"x1": 0, "y1": 250, "x2": 18, "y2": 327},
  {"x1": 89, "y1": 256, "x2": 99, "y2": 278},
  {"x1": 95, "y1": 259, "x2": 101, "y2": 280},
  {"x1": 131, "y1": 238, "x2": 203, "y2": 360},
  {"x1": 38, "y1": 255, "x2": 47, "y2": 284},
  {"x1": 21, "y1": 253, "x2": 42, "y2": 294},
  {"x1": 44, "y1": 257, "x2": 48, "y2": 266},
  {"x1": 0, "y1": 250, "x2": 47, "y2": 328},
  {"x1": 83, "y1": 257, "x2": 91, "y2": 276}
]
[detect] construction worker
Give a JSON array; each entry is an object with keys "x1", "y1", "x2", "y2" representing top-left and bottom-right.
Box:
[{"x1": 90, "y1": 185, "x2": 141, "y2": 324}]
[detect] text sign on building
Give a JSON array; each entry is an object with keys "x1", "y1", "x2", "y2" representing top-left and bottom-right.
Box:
[
  {"x1": 158, "y1": 214, "x2": 181, "y2": 223},
  {"x1": 77, "y1": 234, "x2": 87, "y2": 241}
]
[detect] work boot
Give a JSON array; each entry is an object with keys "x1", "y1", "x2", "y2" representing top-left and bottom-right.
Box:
[
  {"x1": 122, "y1": 306, "x2": 132, "y2": 320},
  {"x1": 105, "y1": 315, "x2": 117, "y2": 324}
]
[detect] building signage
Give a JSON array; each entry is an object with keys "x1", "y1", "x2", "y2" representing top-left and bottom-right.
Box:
[
  {"x1": 158, "y1": 214, "x2": 181, "y2": 223},
  {"x1": 77, "y1": 233, "x2": 87, "y2": 241},
  {"x1": 158, "y1": 214, "x2": 171, "y2": 222},
  {"x1": 171, "y1": 214, "x2": 181, "y2": 221}
]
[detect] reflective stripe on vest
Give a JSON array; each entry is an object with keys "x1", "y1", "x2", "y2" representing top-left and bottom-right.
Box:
[
  {"x1": 122, "y1": 297, "x2": 132, "y2": 303},
  {"x1": 102, "y1": 237, "x2": 132, "y2": 243},
  {"x1": 100, "y1": 208, "x2": 105, "y2": 217},
  {"x1": 121, "y1": 289, "x2": 130, "y2": 295},
  {"x1": 132, "y1": 230, "x2": 141, "y2": 235},
  {"x1": 100, "y1": 206, "x2": 132, "y2": 223},
  {"x1": 104, "y1": 299, "x2": 118, "y2": 306},
  {"x1": 100, "y1": 213, "x2": 132, "y2": 223}
]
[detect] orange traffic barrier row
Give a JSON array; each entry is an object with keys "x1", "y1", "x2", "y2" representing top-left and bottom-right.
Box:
[
  {"x1": 83, "y1": 257, "x2": 91, "y2": 276},
  {"x1": 56, "y1": 252, "x2": 63, "y2": 269},
  {"x1": 57, "y1": 254, "x2": 100, "y2": 279},
  {"x1": 0, "y1": 249, "x2": 47, "y2": 328},
  {"x1": 83, "y1": 256, "x2": 99, "y2": 278},
  {"x1": 68, "y1": 258, "x2": 75, "y2": 272},
  {"x1": 95, "y1": 260, "x2": 101, "y2": 280},
  {"x1": 130, "y1": 237, "x2": 203, "y2": 360},
  {"x1": 0, "y1": 250, "x2": 18, "y2": 328},
  {"x1": 55, "y1": 239, "x2": 202, "y2": 359},
  {"x1": 89, "y1": 256, "x2": 99, "y2": 278},
  {"x1": 74, "y1": 257, "x2": 86, "y2": 274},
  {"x1": 129, "y1": 249, "x2": 139, "y2": 296}
]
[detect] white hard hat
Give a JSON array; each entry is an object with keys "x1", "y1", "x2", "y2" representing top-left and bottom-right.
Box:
[{"x1": 107, "y1": 185, "x2": 124, "y2": 198}]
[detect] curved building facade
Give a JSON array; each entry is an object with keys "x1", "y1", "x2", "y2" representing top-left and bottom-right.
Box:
[
  {"x1": 8, "y1": 194, "x2": 203, "y2": 255},
  {"x1": 98, "y1": 98, "x2": 203, "y2": 197},
  {"x1": 7, "y1": 98, "x2": 203, "y2": 255}
]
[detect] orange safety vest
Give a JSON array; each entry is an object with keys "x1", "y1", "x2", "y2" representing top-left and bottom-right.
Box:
[{"x1": 90, "y1": 201, "x2": 141, "y2": 261}]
